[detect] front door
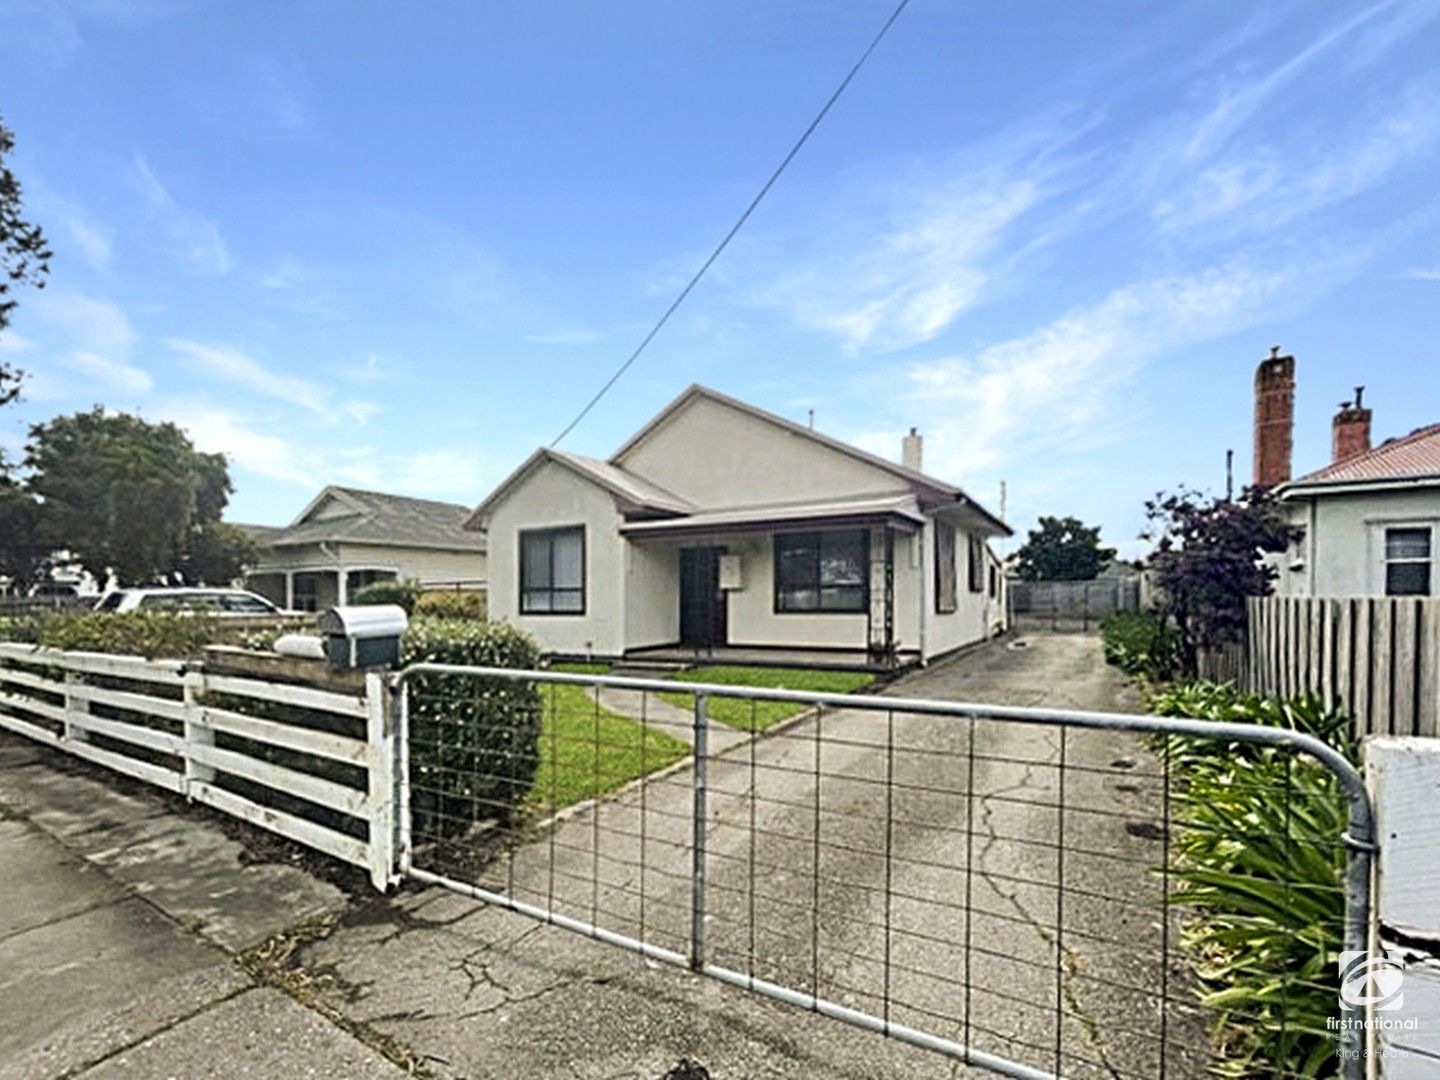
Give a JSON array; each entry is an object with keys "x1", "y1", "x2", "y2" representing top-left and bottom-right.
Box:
[{"x1": 679, "y1": 547, "x2": 727, "y2": 648}]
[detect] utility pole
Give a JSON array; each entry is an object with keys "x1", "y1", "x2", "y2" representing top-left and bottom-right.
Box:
[{"x1": 1225, "y1": 449, "x2": 1234, "y2": 501}]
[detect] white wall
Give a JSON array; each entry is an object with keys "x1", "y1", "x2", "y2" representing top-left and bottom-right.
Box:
[
  {"x1": 921, "y1": 517, "x2": 991, "y2": 660},
  {"x1": 722, "y1": 535, "x2": 870, "y2": 649},
  {"x1": 486, "y1": 460, "x2": 627, "y2": 657},
  {"x1": 336, "y1": 543, "x2": 486, "y2": 587},
  {"x1": 624, "y1": 541, "x2": 679, "y2": 649},
  {"x1": 1275, "y1": 488, "x2": 1440, "y2": 598},
  {"x1": 616, "y1": 394, "x2": 909, "y2": 507}
]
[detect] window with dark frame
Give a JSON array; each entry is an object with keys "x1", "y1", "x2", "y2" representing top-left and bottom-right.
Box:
[
  {"x1": 521, "y1": 526, "x2": 585, "y2": 614},
  {"x1": 989, "y1": 564, "x2": 998, "y2": 599},
  {"x1": 775, "y1": 530, "x2": 868, "y2": 613},
  {"x1": 935, "y1": 522, "x2": 957, "y2": 614},
  {"x1": 967, "y1": 534, "x2": 985, "y2": 593},
  {"x1": 1384, "y1": 526, "x2": 1432, "y2": 597}
]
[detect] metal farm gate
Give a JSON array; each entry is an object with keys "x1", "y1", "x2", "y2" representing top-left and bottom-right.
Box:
[{"x1": 388, "y1": 665, "x2": 1376, "y2": 1080}]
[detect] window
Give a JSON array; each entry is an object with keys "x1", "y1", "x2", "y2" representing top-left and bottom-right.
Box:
[
  {"x1": 96, "y1": 592, "x2": 125, "y2": 611},
  {"x1": 775, "y1": 530, "x2": 868, "y2": 613},
  {"x1": 521, "y1": 526, "x2": 585, "y2": 614},
  {"x1": 220, "y1": 593, "x2": 277, "y2": 614},
  {"x1": 293, "y1": 573, "x2": 320, "y2": 612},
  {"x1": 934, "y1": 522, "x2": 957, "y2": 614},
  {"x1": 1385, "y1": 526, "x2": 1432, "y2": 597},
  {"x1": 989, "y1": 564, "x2": 998, "y2": 599},
  {"x1": 347, "y1": 569, "x2": 396, "y2": 594},
  {"x1": 967, "y1": 535, "x2": 985, "y2": 593}
]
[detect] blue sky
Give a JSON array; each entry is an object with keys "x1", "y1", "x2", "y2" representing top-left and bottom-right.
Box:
[{"x1": 1, "y1": 1, "x2": 1438, "y2": 556}]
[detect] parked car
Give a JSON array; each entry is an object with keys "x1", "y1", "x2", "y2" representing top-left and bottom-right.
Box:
[
  {"x1": 29, "y1": 582, "x2": 81, "y2": 599},
  {"x1": 93, "y1": 588, "x2": 292, "y2": 616}
]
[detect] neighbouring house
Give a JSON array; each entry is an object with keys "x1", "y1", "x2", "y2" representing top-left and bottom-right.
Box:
[
  {"x1": 466, "y1": 385, "x2": 1011, "y2": 669},
  {"x1": 241, "y1": 486, "x2": 486, "y2": 611},
  {"x1": 1252, "y1": 350, "x2": 1440, "y2": 598}
]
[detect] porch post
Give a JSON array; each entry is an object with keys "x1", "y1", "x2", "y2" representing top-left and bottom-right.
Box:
[
  {"x1": 284, "y1": 571, "x2": 294, "y2": 610},
  {"x1": 337, "y1": 568, "x2": 349, "y2": 606}
]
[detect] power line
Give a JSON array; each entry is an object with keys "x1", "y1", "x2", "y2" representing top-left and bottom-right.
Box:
[{"x1": 550, "y1": 0, "x2": 913, "y2": 447}]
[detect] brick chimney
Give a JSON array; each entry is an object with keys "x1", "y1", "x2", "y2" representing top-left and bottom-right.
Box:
[
  {"x1": 902, "y1": 427, "x2": 923, "y2": 472},
  {"x1": 1253, "y1": 346, "x2": 1295, "y2": 488},
  {"x1": 1332, "y1": 386, "x2": 1372, "y2": 465}
]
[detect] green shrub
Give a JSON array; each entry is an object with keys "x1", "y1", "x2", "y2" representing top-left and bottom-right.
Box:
[
  {"x1": 414, "y1": 589, "x2": 487, "y2": 621},
  {"x1": 353, "y1": 578, "x2": 422, "y2": 614},
  {"x1": 1149, "y1": 683, "x2": 1353, "y2": 1077},
  {"x1": 401, "y1": 618, "x2": 544, "y2": 838},
  {"x1": 1100, "y1": 611, "x2": 1180, "y2": 679},
  {"x1": 18, "y1": 611, "x2": 220, "y2": 658}
]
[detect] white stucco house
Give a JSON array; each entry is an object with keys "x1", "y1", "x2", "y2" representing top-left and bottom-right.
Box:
[
  {"x1": 467, "y1": 385, "x2": 1010, "y2": 668},
  {"x1": 1274, "y1": 423, "x2": 1440, "y2": 599},
  {"x1": 242, "y1": 486, "x2": 487, "y2": 611},
  {"x1": 1251, "y1": 352, "x2": 1439, "y2": 599}
]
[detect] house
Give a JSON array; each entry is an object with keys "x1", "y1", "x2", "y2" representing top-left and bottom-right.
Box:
[
  {"x1": 241, "y1": 486, "x2": 486, "y2": 611},
  {"x1": 1252, "y1": 350, "x2": 1439, "y2": 598},
  {"x1": 467, "y1": 385, "x2": 1011, "y2": 668}
]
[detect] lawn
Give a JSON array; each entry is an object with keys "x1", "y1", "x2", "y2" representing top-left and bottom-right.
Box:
[
  {"x1": 658, "y1": 665, "x2": 875, "y2": 732},
  {"x1": 530, "y1": 682, "x2": 689, "y2": 812}
]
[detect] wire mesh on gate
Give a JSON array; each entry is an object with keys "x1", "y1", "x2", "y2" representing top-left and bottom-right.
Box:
[{"x1": 396, "y1": 666, "x2": 1372, "y2": 1080}]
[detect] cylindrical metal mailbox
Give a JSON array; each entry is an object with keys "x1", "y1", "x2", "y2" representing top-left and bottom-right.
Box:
[{"x1": 317, "y1": 604, "x2": 409, "y2": 668}]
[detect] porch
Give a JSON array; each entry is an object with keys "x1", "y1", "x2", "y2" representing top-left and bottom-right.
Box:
[{"x1": 622, "y1": 643, "x2": 919, "y2": 673}]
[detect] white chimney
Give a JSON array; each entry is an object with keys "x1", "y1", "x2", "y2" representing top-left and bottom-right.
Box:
[{"x1": 902, "y1": 427, "x2": 923, "y2": 472}]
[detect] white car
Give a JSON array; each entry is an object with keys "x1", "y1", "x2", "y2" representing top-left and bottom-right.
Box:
[{"x1": 93, "y1": 588, "x2": 290, "y2": 616}]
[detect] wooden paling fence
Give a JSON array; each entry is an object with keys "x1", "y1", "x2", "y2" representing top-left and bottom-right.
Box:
[
  {"x1": 1240, "y1": 596, "x2": 1440, "y2": 739},
  {"x1": 0, "y1": 642, "x2": 396, "y2": 888}
]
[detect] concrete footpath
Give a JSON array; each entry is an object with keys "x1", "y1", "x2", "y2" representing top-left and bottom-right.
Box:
[{"x1": 0, "y1": 735, "x2": 402, "y2": 1079}]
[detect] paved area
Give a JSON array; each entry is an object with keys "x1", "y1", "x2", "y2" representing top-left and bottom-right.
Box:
[
  {"x1": 0, "y1": 736, "x2": 399, "y2": 1079},
  {"x1": 0, "y1": 631, "x2": 1206, "y2": 1078},
  {"x1": 302, "y1": 631, "x2": 1207, "y2": 1079}
]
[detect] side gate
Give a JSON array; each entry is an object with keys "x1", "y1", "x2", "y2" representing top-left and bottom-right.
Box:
[{"x1": 390, "y1": 665, "x2": 1376, "y2": 1080}]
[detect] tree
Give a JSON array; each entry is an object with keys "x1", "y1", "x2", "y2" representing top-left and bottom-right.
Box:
[
  {"x1": 1143, "y1": 486, "x2": 1295, "y2": 675},
  {"x1": 26, "y1": 409, "x2": 250, "y2": 586},
  {"x1": 1, "y1": 116, "x2": 52, "y2": 404},
  {"x1": 0, "y1": 452, "x2": 45, "y2": 592},
  {"x1": 1012, "y1": 515, "x2": 1116, "y2": 581}
]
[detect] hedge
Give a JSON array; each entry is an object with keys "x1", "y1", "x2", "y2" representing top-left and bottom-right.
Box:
[
  {"x1": 414, "y1": 590, "x2": 487, "y2": 620},
  {"x1": 3, "y1": 610, "x2": 222, "y2": 658},
  {"x1": 352, "y1": 578, "x2": 423, "y2": 613},
  {"x1": 1100, "y1": 611, "x2": 1179, "y2": 680},
  {"x1": 401, "y1": 617, "x2": 544, "y2": 838}
]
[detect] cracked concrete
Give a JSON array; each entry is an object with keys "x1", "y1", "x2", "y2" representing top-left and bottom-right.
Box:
[
  {"x1": 1, "y1": 632, "x2": 1212, "y2": 1078},
  {"x1": 0, "y1": 734, "x2": 399, "y2": 1079},
  {"x1": 297, "y1": 631, "x2": 1212, "y2": 1078}
]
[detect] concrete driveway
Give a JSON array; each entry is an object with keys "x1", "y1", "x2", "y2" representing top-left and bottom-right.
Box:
[{"x1": 299, "y1": 632, "x2": 1210, "y2": 1079}]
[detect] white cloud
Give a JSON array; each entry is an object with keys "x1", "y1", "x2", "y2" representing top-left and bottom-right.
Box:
[
  {"x1": 153, "y1": 399, "x2": 316, "y2": 488},
  {"x1": 1180, "y1": 0, "x2": 1409, "y2": 163},
  {"x1": 61, "y1": 350, "x2": 152, "y2": 394},
  {"x1": 133, "y1": 156, "x2": 234, "y2": 276},
  {"x1": 761, "y1": 175, "x2": 1045, "y2": 354},
  {"x1": 30, "y1": 292, "x2": 136, "y2": 356},
  {"x1": 389, "y1": 448, "x2": 488, "y2": 499},
  {"x1": 168, "y1": 338, "x2": 380, "y2": 426},
  {"x1": 1403, "y1": 267, "x2": 1440, "y2": 281},
  {"x1": 0, "y1": 331, "x2": 39, "y2": 355},
  {"x1": 888, "y1": 249, "x2": 1364, "y2": 481},
  {"x1": 524, "y1": 329, "x2": 604, "y2": 346},
  {"x1": 31, "y1": 187, "x2": 114, "y2": 271},
  {"x1": 1156, "y1": 85, "x2": 1440, "y2": 237}
]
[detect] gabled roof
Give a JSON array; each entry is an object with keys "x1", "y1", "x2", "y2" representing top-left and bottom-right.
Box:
[
  {"x1": 259, "y1": 485, "x2": 485, "y2": 551},
  {"x1": 464, "y1": 449, "x2": 693, "y2": 530},
  {"x1": 1285, "y1": 423, "x2": 1440, "y2": 493},
  {"x1": 609, "y1": 384, "x2": 1011, "y2": 535}
]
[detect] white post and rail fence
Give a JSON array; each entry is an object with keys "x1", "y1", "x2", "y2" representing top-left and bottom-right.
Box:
[{"x1": 0, "y1": 641, "x2": 397, "y2": 890}]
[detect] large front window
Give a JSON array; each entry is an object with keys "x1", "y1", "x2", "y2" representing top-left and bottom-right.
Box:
[
  {"x1": 774, "y1": 530, "x2": 868, "y2": 613},
  {"x1": 1385, "y1": 526, "x2": 1432, "y2": 597},
  {"x1": 521, "y1": 526, "x2": 585, "y2": 614}
]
